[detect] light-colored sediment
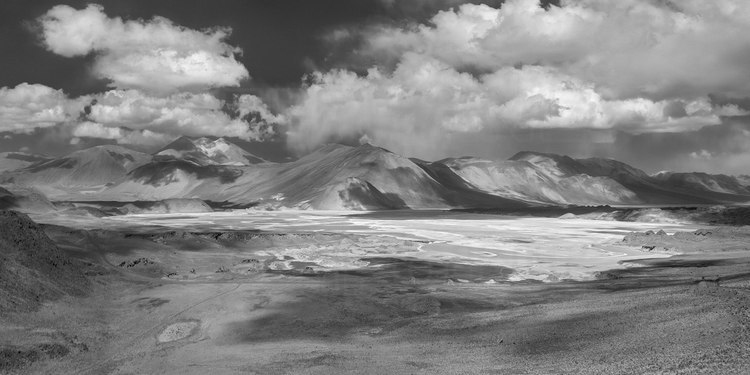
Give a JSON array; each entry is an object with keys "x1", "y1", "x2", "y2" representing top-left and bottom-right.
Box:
[
  {"x1": 157, "y1": 321, "x2": 200, "y2": 343},
  {"x1": 2, "y1": 211, "x2": 750, "y2": 374}
]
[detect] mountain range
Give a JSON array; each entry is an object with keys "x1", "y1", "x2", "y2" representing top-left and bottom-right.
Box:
[{"x1": 1, "y1": 137, "x2": 749, "y2": 211}]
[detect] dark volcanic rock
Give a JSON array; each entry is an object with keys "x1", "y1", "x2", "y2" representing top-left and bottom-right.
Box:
[{"x1": 0, "y1": 210, "x2": 89, "y2": 312}]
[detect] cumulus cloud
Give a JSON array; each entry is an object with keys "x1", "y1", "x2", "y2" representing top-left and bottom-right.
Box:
[
  {"x1": 0, "y1": 83, "x2": 85, "y2": 132},
  {"x1": 376, "y1": 0, "x2": 507, "y2": 16},
  {"x1": 0, "y1": 82, "x2": 283, "y2": 145},
  {"x1": 608, "y1": 117, "x2": 750, "y2": 174},
  {"x1": 284, "y1": 0, "x2": 750, "y2": 159},
  {"x1": 236, "y1": 94, "x2": 287, "y2": 125},
  {"x1": 37, "y1": 4, "x2": 249, "y2": 93},
  {"x1": 71, "y1": 121, "x2": 173, "y2": 146},
  {"x1": 84, "y1": 90, "x2": 280, "y2": 141},
  {"x1": 287, "y1": 53, "x2": 732, "y2": 158},
  {"x1": 689, "y1": 149, "x2": 713, "y2": 160},
  {"x1": 5, "y1": 4, "x2": 287, "y2": 148},
  {"x1": 362, "y1": 0, "x2": 750, "y2": 99}
]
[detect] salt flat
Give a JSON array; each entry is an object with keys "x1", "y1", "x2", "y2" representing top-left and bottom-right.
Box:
[
  {"x1": 4, "y1": 209, "x2": 750, "y2": 374},
  {"x1": 34, "y1": 210, "x2": 700, "y2": 282}
]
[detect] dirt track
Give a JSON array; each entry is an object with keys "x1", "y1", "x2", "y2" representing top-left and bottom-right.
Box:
[{"x1": 2, "y1": 218, "x2": 750, "y2": 374}]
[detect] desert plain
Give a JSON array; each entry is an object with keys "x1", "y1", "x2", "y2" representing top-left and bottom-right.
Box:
[{"x1": 2, "y1": 208, "x2": 750, "y2": 374}]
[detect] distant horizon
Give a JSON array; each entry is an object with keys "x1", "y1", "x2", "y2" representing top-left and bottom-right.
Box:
[{"x1": 4, "y1": 134, "x2": 749, "y2": 177}]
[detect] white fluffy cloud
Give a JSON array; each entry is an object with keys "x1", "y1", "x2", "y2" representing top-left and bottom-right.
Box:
[
  {"x1": 37, "y1": 4, "x2": 249, "y2": 93},
  {"x1": 86, "y1": 90, "x2": 273, "y2": 140},
  {"x1": 285, "y1": 0, "x2": 750, "y2": 158},
  {"x1": 363, "y1": 0, "x2": 750, "y2": 99},
  {"x1": 71, "y1": 121, "x2": 172, "y2": 146},
  {"x1": 4, "y1": 4, "x2": 285, "y2": 147},
  {"x1": 0, "y1": 83, "x2": 85, "y2": 132},
  {"x1": 236, "y1": 94, "x2": 287, "y2": 125},
  {"x1": 0, "y1": 83, "x2": 281, "y2": 144},
  {"x1": 288, "y1": 52, "x2": 734, "y2": 158}
]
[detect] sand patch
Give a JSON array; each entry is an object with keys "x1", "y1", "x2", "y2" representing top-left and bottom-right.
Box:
[{"x1": 157, "y1": 320, "x2": 200, "y2": 343}]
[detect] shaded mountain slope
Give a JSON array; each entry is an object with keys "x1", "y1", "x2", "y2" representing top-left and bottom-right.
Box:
[
  {"x1": 251, "y1": 143, "x2": 450, "y2": 209},
  {"x1": 413, "y1": 158, "x2": 558, "y2": 207},
  {"x1": 653, "y1": 171, "x2": 750, "y2": 197},
  {"x1": 0, "y1": 211, "x2": 89, "y2": 312},
  {"x1": 573, "y1": 157, "x2": 725, "y2": 204},
  {"x1": 156, "y1": 136, "x2": 267, "y2": 165},
  {"x1": 510, "y1": 152, "x2": 738, "y2": 205},
  {"x1": 0, "y1": 152, "x2": 52, "y2": 173},
  {"x1": 3, "y1": 141, "x2": 749, "y2": 210},
  {"x1": 97, "y1": 159, "x2": 243, "y2": 201},
  {"x1": 311, "y1": 177, "x2": 408, "y2": 210},
  {"x1": 0, "y1": 186, "x2": 57, "y2": 214},
  {"x1": 423, "y1": 156, "x2": 639, "y2": 205},
  {"x1": 101, "y1": 144, "x2": 526, "y2": 210},
  {"x1": 218, "y1": 143, "x2": 526, "y2": 209},
  {"x1": 0, "y1": 146, "x2": 151, "y2": 198}
]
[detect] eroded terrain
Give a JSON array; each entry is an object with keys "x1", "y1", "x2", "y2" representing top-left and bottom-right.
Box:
[{"x1": 2, "y1": 210, "x2": 750, "y2": 374}]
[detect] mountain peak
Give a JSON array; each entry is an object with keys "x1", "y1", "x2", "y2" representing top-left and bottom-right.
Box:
[
  {"x1": 509, "y1": 151, "x2": 572, "y2": 163},
  {"x1": 156, "y1": 135, "x2": 266, "y2": 165},
  {"x1": 355, "y1": 142, "x2": 393, "y2": 154},
  {"x1": 157, "y1": 136, "x2": 198, "y2": 153}
]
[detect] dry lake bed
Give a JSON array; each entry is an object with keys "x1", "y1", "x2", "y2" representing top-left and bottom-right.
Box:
[{"x1": 2, "y1": 209, "x2": 750, "y2": 374}]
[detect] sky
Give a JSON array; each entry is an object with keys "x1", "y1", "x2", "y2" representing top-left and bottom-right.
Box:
[{"x1": 1, "y1": 0, "x2": 750, "y2": 174}]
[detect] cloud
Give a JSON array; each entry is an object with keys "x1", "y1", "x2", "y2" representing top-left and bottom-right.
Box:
[
  {"x1": 19, "y1": 4, "x2": 284, "y2": 148},
  {"x1": 0, "y1": 83, "x2": 85, "y2": 132},
  {"x1": 71, "y1": 121, "x2": 173, "y2": 146},
  {"x1": 85, "y1": 90, "x2": 279, "y2": 141},
  {"x1": 361, "y1": 0, "x2": 750, "y2": 99},
  {"x1": 284, "y1": 0, "x2": 750, "y2": 161},
  {"x1": 236, "y1": 94, "x2": 287, "y2": 125},
  {"x1": 37, "y1": 4, "x2": 249, "y2": 94},
  {"x1": 689, "y1": 149, "x2": 713, "y2": 160},
  {"x1": 376, "y1": 0, "x2": 506, "y2": 15},
  {"x1": 287, "y1": 52, "x2": 731, "y2": 159},
  {"x1": 0, "y1": 82, "x2": 283, "y2": 146},
  {"x1": 609, "y1": 117, "x2": 750, "y2": 174}
]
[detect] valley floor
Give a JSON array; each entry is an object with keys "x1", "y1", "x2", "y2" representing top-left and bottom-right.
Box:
[{"x1": 2, "y1": 211, "x2": 750, "y2": 374}]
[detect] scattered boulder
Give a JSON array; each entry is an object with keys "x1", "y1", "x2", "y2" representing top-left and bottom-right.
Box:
[
  {"x1": 118, "y1": 258, "x2": 154, "y2": 268},
  {"x1": 240, "y1": 259, "x2": 265, "y2": 273}
]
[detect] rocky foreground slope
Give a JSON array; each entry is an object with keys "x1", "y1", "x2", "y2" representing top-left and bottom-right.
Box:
[
  {"x1": 2, "y1": 210, "x2": 750, "y2": 373},
  {"x1": 0, "y1": 211, "x2": 89, "y2": 313}
]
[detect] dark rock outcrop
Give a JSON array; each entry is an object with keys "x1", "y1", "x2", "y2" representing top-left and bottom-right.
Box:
[{"x1": 0, "y1": 211, "x2": 89, "y2": 312}]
